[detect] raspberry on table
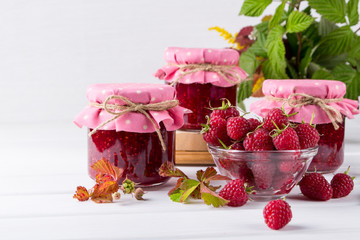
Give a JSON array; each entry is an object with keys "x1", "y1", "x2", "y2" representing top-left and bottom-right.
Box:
[
  {"x1": 263, "y1": 199, "x2": 292, "y2": 230},
  {"x1": 226, "y1": 116, "x2": 250, "y2": 141},
  {"x1": 219, "y1": 179, "x2": 252, "y2": 207},
  {"x1": 331, "y1": 167, "x2": 355, "y2": 198},
  {"x1": 299, "y1": 172, "x2": 333, "y2": 201}
]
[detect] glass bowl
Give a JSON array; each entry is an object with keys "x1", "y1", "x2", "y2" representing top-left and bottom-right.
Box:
[{"x1": 208, "y1": 145, "x2": 319, "y2": 200}]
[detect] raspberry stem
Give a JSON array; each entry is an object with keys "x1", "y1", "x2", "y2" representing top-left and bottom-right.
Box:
[
  {"x1": 208, "y1": 98, "x2": 232, "y2": 110},
  {"x1": 282, "y1": 103, "x2": 298, "y2": 118},
  {"x1": 219, "y1": 139, "x2": 230, "y2": 149}
]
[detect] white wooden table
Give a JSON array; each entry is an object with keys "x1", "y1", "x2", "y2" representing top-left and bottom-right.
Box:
[{"x1": 1, "y1": 117, "x2": 359, "y2": 240}]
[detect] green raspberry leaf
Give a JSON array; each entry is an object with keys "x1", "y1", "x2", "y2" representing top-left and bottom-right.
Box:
[
  {"x1": 269, "y1": 0, "x2": 286, "y2": 30},
  {"x1": 180, "y1": 178, "x2": 200, "y2": 190},
  {"x1": 180, "y1": 179, "x2": 200, "y2": 202},
  {"x1": 347, "y1": 0, "x2": 359, "y2": 26},
  {"x1": 286, "y1": 11, "x2": 314, "y2": 33},
  {"x1": 247, "y1": 32, "x2": 267, "y2": 57},
  {"x1": 332, "y1": 64, "x2": 360, "y2": 100},
  {"x1": 299, "y1": 48, "x2": 312, "y2": 76},
  {"x1": 239, "y1": 0, "x2": 272, "y2": 17},
  {"x1": 348, "y1": 36, "x2": 360, "y2": 64},
  {"x1": 196, "y1": 167, "x2": 231, "y2": 183},
  {"x1": 312, "y1": 69, "x2": 333, "y2": 80},
  {"x1": 239, "y1": 49, "x2": 259, "y2": 77},
  {"x1": 237, "y1": 80, "x2": 253, "y2": 111},
  {"x1": 200, "y1": 183, "x2": 229, "y2": 208},
  {"x1": 206, "y1": 175, "x2": 232, "y2": 182},
  {"x1": 314, "y1": 26, "x2": 354, "y2": 58},
  {"x1": 308, "y1": 0, "x2": 346, "y2": 23},
  {"x1": 196, "y1": 167, "x2": 217, "y2": 182},
  {"x1": 159, "y1": 162, "x2": 188, "y2": 178},
  {"x1": 255, "y1": 21, "x2": 269, "y2": 33},
  {"x1": 318, "y1": 17, "x2": 338, "y2": 37},
  {"x1": 265, "y1": 26, "x2": 288, "y2": 79},
  {"x1": 166, "y1": 166, "x2": 230, "y2": 207},
  {"x1": 168, "y1": 177, "x2": 185, "y2": 196},
  {"x1": 169, "y1": 189, "x2": 183, "y2": 202}
]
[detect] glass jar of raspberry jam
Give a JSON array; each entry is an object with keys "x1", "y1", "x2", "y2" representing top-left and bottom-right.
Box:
[
  {"x1": 251, "y1": 80, "x2": 359, "y2": 173},
  {"x1": 175, "y1": 83, "x2": 237, "y2": 130},
  {"x1": 74, "y1": 83, "x2": 189, "y2": 186},
  {"x1": 309, "y1": 119, "x2": 345, "y2": 173},
  {"x1": 154, "y1": 47, "x2": 247, "y2": 130}
]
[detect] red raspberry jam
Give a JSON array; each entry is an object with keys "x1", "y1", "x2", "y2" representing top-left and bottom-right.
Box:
[
  {"x1": 88, "y1": 124, "x2": 175, "y2": 186},
  {"x1": 175, "y1": 83, "x2": 237, "y2": 130},
  {"x1": 308, "y1": 119, "x2": 345, "y2": 173}
]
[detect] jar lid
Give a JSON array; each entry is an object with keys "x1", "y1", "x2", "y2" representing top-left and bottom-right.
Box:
[
  {"x1": 250, "y1": 79, "x2": 359, "y2": 124},
  {"x1": 74, "y1": 83, "x2": 191, "y2": 133},
  {"x1": 154, "y1": 47, "x2": 248, "y2": 87}
]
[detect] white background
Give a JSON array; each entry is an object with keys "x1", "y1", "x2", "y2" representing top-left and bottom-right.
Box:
[{"x1": 0, "y1": 0, "x2": 281, "y2": 124}]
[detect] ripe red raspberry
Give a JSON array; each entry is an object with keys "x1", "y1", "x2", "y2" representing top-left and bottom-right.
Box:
[
  {"x1": 209, "y1": 116, "x2": 227, "y2": 139},
  {"x1": 219, "y1": 157, "x2": 233, "y2": 170},
  {"x1": 263, "y1": 199, "x2": 292, "y2": 230},
  {"x1": 331, "y1": 167, "x2": 354, "y2": 198},
  {"x1": 210, "y1": 107, "x2": 239, "y2": 120},
  {"x1": 248, "y1": 118, "x2": 261, "y2": 132},
  {"x1": 237, "y1": 164, "x2": 254, "y2": 184},
  {"x1": 202, "y1": 116, "x2": 231, "y2": 146},
  {"x1": 209, "y1": 99, "x2": 239, "y2": 120},
  {"x1": 210, "y1": 116, "x2": 232, "y2": 145},
  {"x1": 230, "y1": 142, "x2": 244, "y2": 150},
  {"x1": 251, "y1": 162, "x2": 276, "y2": 190},
  {"x1": 219, "y1": 179, "x2": 252, "y2": 207},
  {"x1": 272, "y1": 173, "x2": 294, "y2": 194},
  {"x1": 203, "y1": 128, "x2": 221, "y2": 146},
  {"x1": 299, "y1": 172, "x2": 333, "y2": 201},
  {"x1": 277, "y1": 160, "x2": 303, "y2": 174},
  {"x1": 294, "y1": 123, "x2": 320, "y2": 149},
  {"x1": 272, "y1": 126, "x2": 300, "y2": 150},
  {"x1": 263, "y1": 108, "x2": 289, "y2": 132},
  {"x1": 226, "y1": 117, "x2": 250, "y2": 140},
  {"x1": 243, "y1": 128, "x2": 274, "y2": 151},
  {"x1": 218, "y1": 157, "x2": 253, "y2": 184}
]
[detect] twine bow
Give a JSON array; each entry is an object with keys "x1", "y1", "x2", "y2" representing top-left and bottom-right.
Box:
[
  {"x1": 267, "y1": 93, "x2": 344, "y2": 130},
  {"x1": 170, "y1": 63, "x2": 242, "y2": 86},
  {"x1": 89, "y1": 95, "x2": 179, "y2": 151}
]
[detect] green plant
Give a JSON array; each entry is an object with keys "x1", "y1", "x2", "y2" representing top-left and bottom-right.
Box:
[{"x1": 237, "y1": 0, "x2": 360, "y2": 101}]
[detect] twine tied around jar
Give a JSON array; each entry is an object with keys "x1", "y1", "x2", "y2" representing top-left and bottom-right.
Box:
[
  {"x1": 267, "y1": 93, "x2": 344, "y2": 130},
  {"x1": 89, "y1": 95, "x2": 179, "y2": 151},
  {"x1": 170, "y1": 63, "x2": 242, "y2": 86}
]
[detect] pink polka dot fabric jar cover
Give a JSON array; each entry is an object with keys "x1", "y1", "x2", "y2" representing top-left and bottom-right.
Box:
[
  {"x1": 74, "y1": 83, "x2": 191, "y2": 186},
  {"x1": 251, "y1": 80, "x2": 359, "y2": 173},
  {"x1": 154, "y1": 47, "x2": 248, "y2": 131}
]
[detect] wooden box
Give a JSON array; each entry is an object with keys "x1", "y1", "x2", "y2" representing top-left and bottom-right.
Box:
[{"x1": 175, "y1": 130, "x2": 214, "y2": 165}]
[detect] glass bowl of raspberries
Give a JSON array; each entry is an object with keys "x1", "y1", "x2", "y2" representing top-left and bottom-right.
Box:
[
  {"x1": 202, "y1": 101, "x2": 320, "y2": 200},
  {"x1": 208, "y1": 145, "x2": 318, "y2": 200}
]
